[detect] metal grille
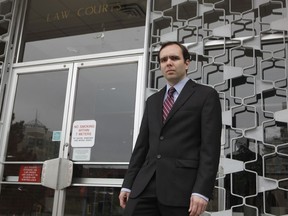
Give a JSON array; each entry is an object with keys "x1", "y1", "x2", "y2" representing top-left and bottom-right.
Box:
[
  {"x1": 149, "y1": 0, "x2": 288, "y2": 215},
  {"x1": 0, "y1": 0, "x2": 14, "y2": 123}
]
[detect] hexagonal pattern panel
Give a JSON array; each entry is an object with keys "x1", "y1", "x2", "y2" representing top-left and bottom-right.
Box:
[
  {"x1": 0, "y1": 0, "x2": 13, "y2": 78},
  {"x1": 149, "y1": 0, "x2": 288, "y2": 214},
  {"x1": 0, "y1": 0, "x2": 13, "y2": 127}
]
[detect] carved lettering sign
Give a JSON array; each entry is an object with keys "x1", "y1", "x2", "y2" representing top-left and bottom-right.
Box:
[
  {"x1": 46, "y1": 3, "x2": 121, "y2": 23},
  {"x1": 24, "y1": 1, "x2": 146, "y2": 41}
]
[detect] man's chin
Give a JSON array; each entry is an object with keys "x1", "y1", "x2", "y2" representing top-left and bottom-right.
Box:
[{"x1": 166, "y1": 77, "x2": 180, "y2": 85}]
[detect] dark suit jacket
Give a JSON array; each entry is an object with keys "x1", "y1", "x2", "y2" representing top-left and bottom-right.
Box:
[{"x1": 122, "y1": 79, "x2": 222, "y2": 207}]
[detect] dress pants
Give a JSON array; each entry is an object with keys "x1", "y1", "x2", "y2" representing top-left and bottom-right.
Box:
[{"x1": 123, "y1": 174, "x2": 189, "y2": 216}]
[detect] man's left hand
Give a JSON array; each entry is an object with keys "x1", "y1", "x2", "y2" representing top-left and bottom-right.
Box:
[{"x1": 188, "y1": 195, "x2": 208, "y2": 216}]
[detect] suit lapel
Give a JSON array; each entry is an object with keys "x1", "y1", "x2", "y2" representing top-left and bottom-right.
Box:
[
  {"x1": 163, "y1": 79, "x2": 197, "y2": 125},
  {"x1": 155, "y1": 87, "x2": 166, "y2": 126}
]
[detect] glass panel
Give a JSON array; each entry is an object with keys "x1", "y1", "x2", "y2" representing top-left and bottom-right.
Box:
[
  {"x1": 6, "y1": 70, "x2": 68, "y2": 161},
  {"x1": 65, "y1": 187, "x2": 123, "y2": 216},
  {"x1": 0, "y1": 185, "x2": 54, "y2": 215},
  {"x1": 3, "y1": 164, "x2": 43, "y2": 183},
  {"x1": 73, "y1": 164, "x2": 127, "y2": 179},
  {"x1": 71, "y1": 62, "x2": 137, "y2": 162},
  {"x1": 20, "y1": 0, "x2": 147, "y2": 62}
]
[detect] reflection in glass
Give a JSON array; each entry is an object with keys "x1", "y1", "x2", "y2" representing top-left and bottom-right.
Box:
[
  {"x1": 225, "y1": 138, "x2": 263, "y2": 213},
  {"x1": 6, "y1": 71, "x2": 68, "y2": 161},
  {"x1": 21, "y1": 0, "x2": 147, "y2": 61},
  {"x1": 65, "y1": 187, "x2": 123, "y2": 216},
  {"x1": 264, "y1": 120, "x2": 288, "y2": 145},
  {"x1": 71, "y1": 62, "x2": 137, "y2": 162},
  {"x1": 73, "y1": 164, "x2": 127, "y2": 179},
  {"x1": 264, "y1": 189, "x2": 288, "y2": 215},
  {"x1": 0, "y1": 185, "x2": 54, "y2": 215},
  {"x1": 260, "y1": 141, "x2": 288, "y2": 214}
]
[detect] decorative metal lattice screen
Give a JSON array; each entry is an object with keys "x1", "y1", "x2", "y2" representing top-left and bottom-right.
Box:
[
  {"x1": 0, "y1": 0, "x2": 14, "y2": 122},
  {"x1": 148, "y1": 0, "x2": 288, "y2": 215}
]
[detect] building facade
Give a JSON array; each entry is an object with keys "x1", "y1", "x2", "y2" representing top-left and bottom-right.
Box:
[{"x1": 0, "y1": 0, "x2": 287, "y2": 215}]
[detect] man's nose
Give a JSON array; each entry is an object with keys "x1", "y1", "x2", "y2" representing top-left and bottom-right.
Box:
[{"x1": 166, "y1": 58, "x2": 173, "y2": 65}]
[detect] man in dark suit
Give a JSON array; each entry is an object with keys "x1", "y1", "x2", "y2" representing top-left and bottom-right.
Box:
[{"x1": 119, "y1": 41, "x2": 222, "y2": 216}]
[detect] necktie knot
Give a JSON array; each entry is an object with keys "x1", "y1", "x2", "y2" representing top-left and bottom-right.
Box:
[{"x1": 168, "y1": 87, "x2": 176, "y2": 97}]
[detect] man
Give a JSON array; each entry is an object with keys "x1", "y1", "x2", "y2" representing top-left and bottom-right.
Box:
[{"x1": 119, "y1": 41, "x2": 222, "y2": 216}]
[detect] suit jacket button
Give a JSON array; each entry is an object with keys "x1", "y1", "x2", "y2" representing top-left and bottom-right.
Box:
[
  {"x1": 157, "y1": 155, "x2": 161, "y2": 159},
  {"x1": 159, "y1": 136, "x2": 164, "y2": 140}
]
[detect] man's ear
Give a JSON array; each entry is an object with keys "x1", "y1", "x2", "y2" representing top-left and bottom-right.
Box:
[{"x1": 185, "y1": 59, "x2": 190, "y2": 69}]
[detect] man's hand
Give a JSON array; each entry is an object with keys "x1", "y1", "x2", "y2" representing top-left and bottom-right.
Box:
[
  {"x1": 188, "y1": 195, "x2": 208, "y2": 216},
  {"x1": 119, "y1": 191, "x2": 130, "y2": 209}
]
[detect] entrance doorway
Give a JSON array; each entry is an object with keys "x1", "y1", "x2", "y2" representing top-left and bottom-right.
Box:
[{"x1": 0, "y1": 53, "x2": 145, "y2": 215}]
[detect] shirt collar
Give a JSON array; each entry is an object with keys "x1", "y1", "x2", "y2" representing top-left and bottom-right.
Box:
[{"x1": 166, "y1": 77, "x2": 189, "y2": 95}]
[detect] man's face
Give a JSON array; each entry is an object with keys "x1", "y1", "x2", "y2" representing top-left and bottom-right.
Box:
[{"x1": 159, "y1": 44, "x2": 190, "y2": 86}]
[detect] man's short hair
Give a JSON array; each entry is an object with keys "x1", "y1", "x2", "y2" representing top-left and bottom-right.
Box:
[{"x1": 157, "y1": 41, "x2": 191, "y2": 63}]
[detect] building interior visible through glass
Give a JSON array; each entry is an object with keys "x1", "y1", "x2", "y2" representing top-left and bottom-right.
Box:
[
  {"x1": 20, "y1": 0, "x2": 147, "y2": 61},
  {"x1": 0, "y1": 0, "x2": 288, "y2": 215}
]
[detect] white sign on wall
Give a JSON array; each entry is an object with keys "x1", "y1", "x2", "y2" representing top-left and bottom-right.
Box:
[{"x1": 71, "y1": 120, "x2": 96, "y2": 147}]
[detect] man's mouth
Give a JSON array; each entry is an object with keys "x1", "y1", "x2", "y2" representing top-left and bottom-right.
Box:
[{"x1": 166, "y1": 70, "x2": 174, "y2": 73}]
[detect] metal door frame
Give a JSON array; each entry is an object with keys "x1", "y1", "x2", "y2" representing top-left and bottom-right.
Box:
[{"x1": 0, "y1": 50, "x2": 146, "y2": 215}]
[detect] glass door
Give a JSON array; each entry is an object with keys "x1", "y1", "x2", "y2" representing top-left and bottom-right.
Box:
[
  {"x1": 0, "y1": 63, "x2": 74, "y2": 215},
  {"x1": 0, "y1": 54, "x2": 145, "y2": 215},
  {"x1": 62, "y1": 56, "x2": 144, "y2": 216}
]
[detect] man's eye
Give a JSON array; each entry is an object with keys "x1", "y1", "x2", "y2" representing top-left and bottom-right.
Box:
[
  {"x1": 160, "y1": 56, "x2": 180, "y2": 63},
  {"x1": 160, "y1": 57, "x2": 168, "y2": 63},
  {"x1": 169, "y1": 55, "x2": 180, "y2": 61}
]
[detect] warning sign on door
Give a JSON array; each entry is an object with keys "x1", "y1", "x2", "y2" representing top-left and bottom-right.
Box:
[
  {"x1": 19, "y1": 165, "x2": 42, "y2": 183},
  {"x1": 71, "y1": 120, "x2": 96, "y2": 147}
]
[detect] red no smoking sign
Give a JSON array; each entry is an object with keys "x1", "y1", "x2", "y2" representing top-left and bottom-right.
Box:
[{"x1": 19, "y1": 165, "x2": 42, "y2": 183}]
